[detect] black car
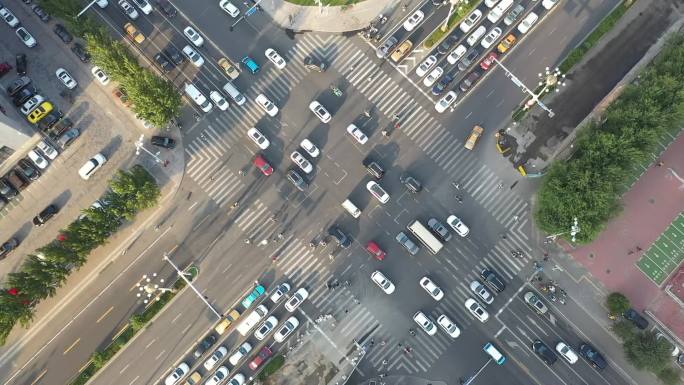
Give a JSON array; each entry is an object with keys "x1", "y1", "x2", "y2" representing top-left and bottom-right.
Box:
[
  {"x1": 57, "y1": 128, "x2": 80, "y2": 149},
  {"x1": 71, "y1": 43, "x2": 91, "y2": 63},
  {"x1": 49, "y1": 117, "x2": 73, "y2": 138},
  {"x1": 38, "y1": 111, "x2": 63, "y2": 132},
  {"x1": 15, "y1": 54, "x2": 27, "y2": 75},
  {"x1": 0, "y1": 178, "x2": 18, "y2": 200},
  {"x1": 17, "y1": 159, "x2": 40, "y2": 181},
  {"x1": 286, "y1": 169, "x2": 308, "y2": 191},
  {"x1": 579, "y1": 344, "x2": 607, "y2": 370},
  {"x1": 7, "y1": 76, "x2": 32, "y2": 96},
  {"x1": 427, "y1": 218, "x2": 451, "y2": 242},
  {"x1": 12, "y1": 86, "x2": 36, "y2": 106},
  {"x1": 458, "y1": 49, "x2": 479, "y2": 71},
  {"x1": 33, "y1": 205, "x2": 58, "y2": 226},
  {"x1": 480, "y1": 268, "x2": 506, "y2": 292},
  {"x1": 432, "y1": 73, "x2": 454, "y2": 95},
  {"x1": 53, "y1": 24, "x2": 73, "y2": 44},
  {"x1": 460, "y1": 71, "x2": 481, "y2": 92},
  {"x1": 328, "y1": 226, "x2": 352, "y2": 248},
  {"x1": 532, "y1": 340, "x2": 557, "y2": 365},
  {"x1": 193, "y1": 334, "x2": 217, "y2": 358},
  {"x1": 0, "y1": 239, "x2": 19, "y2": 260},
  {"x1": 623, "y1": 308, "x2": 649, "y2": 329},
  {"x1": 150, "y1": 136, "x2": 176, "y2": 149},
  {"x1": 363, "y1": 159, "x2": 384, "y2": 179},
  {"x1": 31, "y1": 5, "x2": 50, "y2": 22},
  {"x1": 400, "y1": 174, "x2": 422, "y2": 193},
  {"x1": 153, "y1": 52, "x2": 174, "y2": 73},
  {"x1": 156, "y1": 0, "x2": 177, "y2": 17},
  {"x1": 438, "y1": 35, "x2": 459, "y2": 55},
  {"x1": 164, "y1": 46, "x2": 184, "y2": 65}
]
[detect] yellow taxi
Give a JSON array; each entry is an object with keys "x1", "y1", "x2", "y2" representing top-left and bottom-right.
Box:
[
  {"x1": 214, "y1": 308, "x2": 241, "y2": 335},
  {"x1": 497, "y1": 34, "x2": 516, "y2": 54},
  {"x1": 391, "y1": 40, "x2": 413, "y2": 63},
  {"x1": 465, "y1": 125, "x2": 484, "y2": 150},
  {"x1": 27, "y1": 101, "x2": 53, "y2": 124},
  {"x1": 124, "y1": 23, "x2": 145, "y2": 44},
  {"x1": 217, "y1": 57, "x2": 240, "y2": 80}
]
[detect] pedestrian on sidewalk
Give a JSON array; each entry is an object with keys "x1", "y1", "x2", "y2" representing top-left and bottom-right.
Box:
[
  {"x1": 628, "y1": 249, "x2": 634, "y2": 255},
  {"x1": 636, "y1": 246, "x2": 643, "y2": 252},
  {"x1": 656, "y1": 160, "x2": 664, "y2": 167}
]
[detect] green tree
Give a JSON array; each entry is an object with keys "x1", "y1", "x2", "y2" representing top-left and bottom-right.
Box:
[
  {"x1": 624, "y1": 331, "x2": 671, "y2": 371},
  {"x1": 37, "y1": 243, "x2": 86, "y2": 268},
  {"x1": 656, "y1": 366, "x2": 682, "y2": 385},
  {"x1": 109, "y1": 166, "x2": 161, "y2": 220},
  {"x1": 612, "y1": 319, "x2": 637, "y2": 341},
  {"x1": 607, "y1": 292, "x2": 630, "y2": 316}
]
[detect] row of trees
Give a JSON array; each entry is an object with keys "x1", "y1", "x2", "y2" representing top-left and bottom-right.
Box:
[
  {"x1": 38, "y1": 0, "x2": 182, "y2": 127},
  {"x1": 0, "y1": 166, "x2": 160, "y2": 345},
  {"x1": 535, "y1": 34, "x2": 684, "y2": 243},
  {"x1": 607, "y1": 293, "x2": 681, "y2": 385}
]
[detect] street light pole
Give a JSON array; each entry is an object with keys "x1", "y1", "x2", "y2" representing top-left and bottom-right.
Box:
[
  {"x1": 136, "y1": 273, "x2": 174, "y2": 305},
  {"x1": 461, "y1": 359, "x2": 492, "y2": 385},
  {"x1": 163, "y1": 254, "x2": 222, "y2": 320},
  {"x1": 76, "y1": 0, "x2": 99, "y2": 18},
  {"x1": 492, "y1": 57, "x2": 566, "y2": 118},
  {"x1": 441, "y1": 0, "x2": 466, "y2": 32},
  {"x1": 545, "y1": 217, "x2": 580, "y2": 242},
  {"x1": 134, "y1": 134, "x2": 163, "y2": 164},
  {"x1": 229, "y1": 0, "x2": 265, "y2": 31}
]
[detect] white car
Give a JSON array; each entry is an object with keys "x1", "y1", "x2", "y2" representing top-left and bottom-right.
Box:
[
  {"x1": 542, "y1": 0, "x2": 560, "y2": 10},
  {"x1": 435, "y1": 91, "x2": 457, "y2": 113},
  {"x1": 403, "y1": 10, "x2": 424, "y2": 31},
  {"x1": 309, "y1": 101, "x2": 331, "y2": 123},
  {"x1": 0, "y1": 7, "x2": 20, "y2": 28},
  {"x1": 459, "y1": 9, "x2": 482, "y2": 33},
  {"x1": 370, "y1": 271, "x2": 395, "y2": 294},
  {"x1": 447, "y1": 45, "x2": 467, "y2": 65},
  {"x1": 290, "y1": 151, "x2": 313, "y2": 174},
  {"x1": 517, "y1": 12, "x2": 539, "y2": 34},
  {"x1": 16, "y1": 27, "x2": 37, "y2": 48},
  {"x1": 164, "y1": 362, "x2": 189, "y2": 385},
  {"x1": 274, "y1": 316, "x2": 299, "y2": 343},
  {"x1": 210, "y1": 91, "x2": 229, "y2": 111},
  {"x1": 184, "y1": 26, "x2": 204, "y2": 47},
  {"x1": 419, "y1": 276, "x2": 444, "y2": 301},
  {"x1": 118, "y1": 0, "x2": 139, "y2": 20},
  {"x1": 28, "y1": 150, "x2": 48, "y2": 169},
  {"x1": 481, "y1": 27, "x2": 502, "y2": 49},
  {"x1": 437, "y1": 314, "x2": 461, "y2": 338},
  {"x1": 96, "y1": 0, "x2": 109, "y2": 8},
  {"x1": 219, "y1": 0, "x2": 240, "y2": 17},
  {"x1": 91, "y1": 66, "x2": 110, "y2": 86},
  {"x1": 255, "y1": 94, "x2": 278, "y2": 117},
  {"x1": 254, "y1": 316, "x2": 278, "y2": 340},
  {"x1": 37, "y1": 140, "x2": 58, "y2": 160},
  {"x1": 203, "y1": 346, "x2": 228, "y2": 371},
  {"x1": 228, "y1": 342, "x2": 252, "y2": 366},
  {"x1": 484, "y1": 0, "x2": 500, "y2": 7},
  {"x1": 366, "y1": 181, "x2": 389, "y2": 204},
  {"x1": 270, "y1": 283, "x2": 291, "y2": 303},
  {"x1": 556, "y1": 342, "x2": 579, "y2": 364},
  {"x1": 284, "y1": 287, "x2": 309, "y2": 311},
  {"x1": 415, "y1": 55, "x2": 437, "y2": 77},
  {"x1": 413, "y1": 311, "x2": 437, "y2": 335},
  {"x1": 447, "y1": 215, "x2": 469, "y2": 236},
  {"x1": 265, "y1": 48, "x2": 286, "y2": 69},
  {"x1": 423, "y1": 67, "x2": 443, "y2": 87},
  {"x1": 205, "y1": 367, "x2": 229, "y2": 385},
  {"x1": 247, "y1": 127, "x2": 269, "y2": 150},
  {"x1": 346, "y1": 124, "x2": 368, "y2": 144},
  {"x1": 56, "y1": 68, "x2": 78, "y2": 89},
  {"x1": 131, "y1": 0, "x2": 152, "y2": 14},
  {"x1": 79, "y1": 153, "x2": 107, "y2": 180},
  {"x1": 182, "y1": 45, "x2": 204, "y2": 67},
  {"x1": 21, "y1": 95, "x2": 45, "y2": 115},
  {"x1": 465, "y1": 298, "x2": 489, "y2": 322},
  {"x1": 227, "y1": 374, "x2": 245, "y2": 385},
  {"x1": 470, "y1": 280, "x2": 494, "y2": 305},
  {"x1": 300, "y1": 139, "x2": 320, "y2": 158}
]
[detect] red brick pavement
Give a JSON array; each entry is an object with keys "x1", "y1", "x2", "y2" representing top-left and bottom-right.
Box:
[{"x1": 564, "y1": 132, "x2": 684, "y2": 341}]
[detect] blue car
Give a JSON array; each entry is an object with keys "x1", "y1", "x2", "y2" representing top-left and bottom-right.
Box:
[
  {"x1": 241, "y1": 56, "x2": 260, "y2": 74},
  {"x1": 241, "y1": 285, "x2": 265, "y2": 308}
]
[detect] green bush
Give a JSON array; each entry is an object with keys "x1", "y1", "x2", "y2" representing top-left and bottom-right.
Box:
[
  {"x1": 607, "y1": 292, "x2": 631, "y2": 315},
  {"x1": 258, "y1": 354, "x2": 286, "y2": 380},
  {"x1": 656, "y1": 366, "x2": 682, "y2": 385},
  {"x1": 612, "y1": 320, "x2": 637, "y2": 341}
]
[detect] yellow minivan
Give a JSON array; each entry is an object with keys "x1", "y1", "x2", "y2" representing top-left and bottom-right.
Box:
[{"x1": 391, "y1": 40, "x2": 413, "y2": 63}]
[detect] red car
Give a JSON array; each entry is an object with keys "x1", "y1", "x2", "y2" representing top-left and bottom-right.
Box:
[
  {"x1": 480, "y1": 52, "x2": 498, "y2": 71},
  {"x1": 248, "y1": 346, "x2": 273, "y2": 370},
  {"x1": 366, "y1": 241, "x2": 386, "y2": 261},
  {"x1": 0, "y1": 62, "x2": 12, "y2": 78},
  {"x1": 253, "y1": 154, "x2": 273, "y2": 176}
]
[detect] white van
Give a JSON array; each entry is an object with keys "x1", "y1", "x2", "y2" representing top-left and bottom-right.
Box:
[
  {"x1": 487, "y1": 0, "x2": 513, "y2": 23},
  {"x1": 341, "y1": 199, "x2": 361, "y2": 218},
  {"x1": 184, "y1": 83, "x2": 213, "y2": 112},
  {"x1": 466, "y1": 26, "x2": 487, "y2": 47},
  {"x1": 79, "y1": 153, "x2": 107, "y2": 180},
  {"x1": 236, "y1": 305, "x2": 268, "y2": 336},
  {"x1": 484, "y1": 342, "x2": 506, "y2": 364},
  {"x1": 222, "y1": 82, "x2": 246, "y2": 106}
]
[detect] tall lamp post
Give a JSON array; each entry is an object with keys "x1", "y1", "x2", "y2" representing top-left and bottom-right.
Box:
[
  {"x1": 493, "y1": 57, "x2": 566, "y2": 118},
  {"x1": 163, "y1": 254, "x2": 222, "y2": 320},
  {"x1": 136, "y1": 273, "x2": 174, "y2": 305},
  {"x1": 546, "y1": 217, "x2": 580, "y2": 242},
  {"x1": 229, "y1": 0, "x2": 265, "y2": 31},
  {"x1": 134, "y1": 134, "x2": 163, "y2": 164},
  {"x1": 441, "y1": 0, "x2": 467, "y2": 32},
  {"x1": 76, "y1": 0, "x2": 100, "y2": 18}
]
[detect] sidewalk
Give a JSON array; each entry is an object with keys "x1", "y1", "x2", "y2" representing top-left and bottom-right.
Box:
[{"x1": 261, "y1": 0, "x2": 396, "y2": 32}]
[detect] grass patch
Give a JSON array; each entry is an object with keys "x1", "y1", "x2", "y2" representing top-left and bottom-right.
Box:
[
  {"x1": 285, "y1": 0, "x2": 362, "y2": 5},
  {"x1": 559, "y1": 0, "x2": 636, "y2": 72},
  {"x1": 423, "y1": 2, "x2": 479, "y2": 49},
  {"x1": 258, "y1": 354, "x2": 286, "y2": 381}
]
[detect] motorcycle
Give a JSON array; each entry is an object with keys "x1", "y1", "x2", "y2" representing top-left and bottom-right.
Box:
[{"x1": 331, "y1": 85, "x2": 343, "y2": 97}]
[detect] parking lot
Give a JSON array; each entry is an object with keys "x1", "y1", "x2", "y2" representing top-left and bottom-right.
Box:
[{"x1": 0, "y1": 1, "x2": 160, "y2": 275}]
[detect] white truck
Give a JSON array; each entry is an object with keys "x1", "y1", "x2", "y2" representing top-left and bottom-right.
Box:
[{"x1": 236, "y1": 305, "x2": 268, "y2": 336}]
